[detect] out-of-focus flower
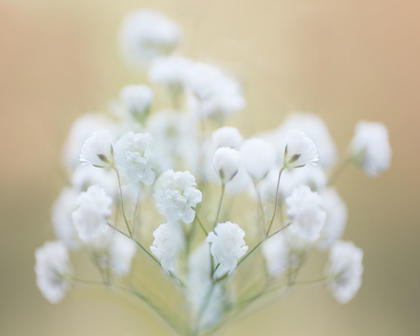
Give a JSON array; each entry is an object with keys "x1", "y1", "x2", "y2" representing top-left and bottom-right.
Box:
[
  {"x1": 51, "y1": 188, "x2": 81, "y2": 250},
  {"x1": 207, "y1": 221, "x2": 248, "y2": 276},
  {"x1": 108, "y1": 233, "x2": 137, "y2": 277},
  {"x1": 317, "y1": 188, "x2": 348, "y2": 250},
  {"x1": 283, "y1": 129, "x2": 318, "y2": 169},
  {"x1": 114, "y1": 132, "x2": 157, "y2": 185},
  {"x1": 211, "y1": 127, "x2": 243, "y2": 150},
  {"x1": 286, "y1": 185, "x2": 326, "y2": 242},
  {"x1": 154, "y1": 170, "x2": 202, "y2": 224},
  {"x1": 72, "y1": 186, "x2": 113, "y2": 242},
  {"x1": 262, "y1": 233, "x2": 290, "y2": 278},
  {"x1": 71, "y1": 165, "x2": 118, "y2": 197},
  {"x1": 187, "y1": 62, "x2": 245, "y2": 120},
  {"x1": 240, "y1": 138, "x2": 276, "y2": 181},
  {"x1": 213, "y1": 147, "x2": 241, "y2": 184},
  {"x1": 119, "y1": 10, "x2": 182, "y2": 68},
  {"x1": 150, "y1": 222, "x2": 185, "y2": 273},
  {"x1": 277, "y1": 113, "x2": 337, "y2": 169},
  {"x1": 62, "y1": 114, "x2": 116, "y2": 169},
  {"x1": 35, "y1": 241, "x2": 72, "y2": 304},
  {"x1": 326, "y1": 240, "x2": 363, "y2": 303},
  {"x1": 351, "y1": 121, "x2": 392, "y2": 178},
  {"x1": 116, "y1": 85, "x2": 154, "y2": 123},
  {"x1": 80, "y1": 130, "x2": 114, "y2": 169}
]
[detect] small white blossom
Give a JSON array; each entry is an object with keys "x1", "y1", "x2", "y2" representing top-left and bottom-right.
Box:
[
  {"x1": 283, "y1": 129, "x2": 318, "y2": 169},
  {"x1": 326, "y1": 240, "x2": 364, "y2": 303},
  {"x1": 80, "y1": 130, "x2": 114, "y2": 168},
  {"x1": 118, "y1": 85, "x2": 154, "y2": 122},
  {"x1": 240, "y1": 138, "x2": 276, "y2": 181},
  {"x1": 187, "y1": 62, "x2": 245, "y2": 120},
  {"x1": 150, "y1": 222, "x2": 185, "y2": 273},
  {"x1": 286, "y1": 185, "x2": 326, "y2": 242},
  {"x1": 51, "y1": 188, "x2": 81, "y2": 250},
  {"x1": 206, "y1": 222, "x2": 248, "y2": 276},
  {"x1": 213, "y1": 147, "x2": 241, "y2": 184},
  {"x1": 119, "y1": 10, "x2": 182, "y2": 68},
  {"x1": 154, "y1": 170, "x2": 202, "y2": 224},
  {"x1": 71, "y1": 165, "x2": 118, "y2": 197},
  {"x1": 262, "y1": 234, "x2": 290, "y2": 278},
  {"x1": 114, "y1": 131, "x2": 157, "y2": 185},
  {"x1": 317, "y1": 188, "x2": 348, "y2": 250},
  {"x1": 149, "y1": 55, "x2": 193, "y2": 91},
  {"x1": 71, "y1": 186, "x2": 113, "y2": 242},
  {"x1": 211, "y1": 127, "x2": 243, "y2": 150},
  {"x1": 108, "y1": 234, "x2": 137, "y2": 277},
  {"x1": 351, "y1": 121, "x2": 392, "y2": 178},
  {"x1": 35, "y1": 241, "x2": 72, "y2": 304}
]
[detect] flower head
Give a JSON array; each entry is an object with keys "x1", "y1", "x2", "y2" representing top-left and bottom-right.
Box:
[
  {"x1": 149, "y1": 55, "x2": 193, "y2": 91},
  {"x1": 206, "y1": 221, "x2": 248, "y2": 276},
  {"x1": 114, "y1": 131, "x2": 157, "y2": 185},
  {"x1": 326, "y1": 240, "x2": 363, "y2": 303},
  {"x1": 213, "y1": 147, "x2": 241, "y2": 184},
  {"x1": 35, "y1": 241, "x2": 72, "y2": 304},
  {"x1": 119, "y1": 10, "x2": 182, "y2": 68},
  {"x1": 118, "y1": 85, "x2": 154, "y2": 122},
  {"x1": 211, "y1": 127, "x2": 243, "y2": 150},
  {"x1": 71, "y1": 165, "x2": 118, "y2": 197},
  {"x1": 80, "y1": 130, "x2": 114, "y2": 169},
  {"x1": 107, "y1": 232, "x2": 137, "y2": 277},
  {"x1": 351, "y1": 121, "x2": 391, "y2": 177},
  {"x1": 240, "y1": 138, "x2": 276, "y2": 181},
  {"x1": 283, "y1": 129, "x2": 318, "y2": 169},
  {"x1": 154, "y1": 170, "x2": 202, "y2": 224},
  {"x1": 150, "y1": 222, "x2": 185, "y2": 273},
  {"x1": 71, "y1": 186, "x2": 113, "y2": 242},
  {"x1": 286, "y1": 185, "x2": 326, "y2": 242}
]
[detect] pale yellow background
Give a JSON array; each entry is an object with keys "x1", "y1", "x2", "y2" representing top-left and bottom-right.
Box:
[{"x1": 1, "y1": 0, "x2": 419, "y2": 335}]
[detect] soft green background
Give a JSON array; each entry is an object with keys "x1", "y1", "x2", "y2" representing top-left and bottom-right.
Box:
[{"x1": 1, "y1": 0, "x2": 419, "y2": 335}]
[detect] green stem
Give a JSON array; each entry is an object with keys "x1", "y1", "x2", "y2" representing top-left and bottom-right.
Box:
[
  {"x1": 196, "y1": 215, "x2": 209, "y2": 236},
  {"x1": 328, "y1": 157, "x2": 351, "y2": 185},
  {"x1": 113, "y1": 167, "x2": 133, "y2": 237},
  {"x1": 214, "y1": 184, "x2": 225, "y2": 228},
  {"x1": 253, "y1": 179, "x2": 266, "y2": 231},
  {"x1": 265, "y1": 167, "x2": 285, "y2": 238}
]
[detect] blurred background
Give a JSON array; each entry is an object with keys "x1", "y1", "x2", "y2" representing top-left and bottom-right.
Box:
[{"x1": 1, "y1": 0, "x2": 419, "y2": 335}]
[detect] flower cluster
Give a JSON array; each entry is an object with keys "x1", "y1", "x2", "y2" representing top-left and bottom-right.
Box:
[{"x1": 35, "y1": 8, "x2": 391, "y2": 336}]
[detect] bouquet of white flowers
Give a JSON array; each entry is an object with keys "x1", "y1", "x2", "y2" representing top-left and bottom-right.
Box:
[{"x1": 35, "y1": 9, "x2": 392, "y2": 336}]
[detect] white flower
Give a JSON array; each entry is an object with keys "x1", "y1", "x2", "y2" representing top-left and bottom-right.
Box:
[
  {"x1": 317, "y1": 188, "x2": 348, "y2": 250},
  {"x1": 225, "y1": 163, "x2": 253, "y2": 195},
  {"x1": 71, "y1": 165, "x2": 118, "y2": 197},
  {"x1": 118, "y1": 85, "x2": 154, "y2": 122},
  {"x1": 51, "y1": 188, "x2": 81, "y2": 250},
  {"x1": 211, "y1": 127, "x2": 243, "y2": 150},
  {"x1": 150, "y1": 222, "x2": 185, "y2": 273},
  {"x1": 283, "y1": 129, "x2": 318, "y2": 169},
  {"x1": 277, "y1": 113, "x2": 337, "y2": 169},
  {"x1": 114, "y1": 132, "x2": 157, "y2": 185},
  {"x1": 71, "y1": 186, "x2": 113, "y2": 242},
  {"x1": 154, "y1": 170, "x2": 202, "y2": 224},
  {"x1": 187, "y1": 62, "x2": 245, "y2": 120},
  {"x1": 213, "y1": 147, "x2": 241, "y2": 184},
  {"x1": 206, "y1": 221, "x2": 248, "y2": 276},
  {"x1": 35, "y1": 241, "x2": 72, "y2": 304},
  {"x1": 62, "y1": 113, "x2": 115, "y2": 169},
  {"x1": 149, "y1": 55, "x2": 193, "y2": 91},
  {"x1": 240, "y1": 138, "x2": 276, "y2": 181},
  {"x1": 80, "y1": 130, "x2": 114, "y2": 168},
  {"x1": 108, "y1": 233, "x2": 137, "y2": 277},
  {"x1": 351, "y1": 121, "x2": 392, "y2": 177},
  {"x1": 286, "y1": 185, "x2": 326, "y2": 242},
  {"x1": 119, "y1": 10, "x2": 182, "y2": 68},
  {"x1": 262, "y1": 234, "x2": 290, "y2": 278},
  {"x1": 326, "y1": 240, "x2": 363, "y2": 303}
]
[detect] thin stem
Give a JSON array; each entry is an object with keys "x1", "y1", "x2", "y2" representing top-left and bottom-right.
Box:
[
  {"x1": 266, "y1": 167, "x2": 285, "y2": 238},
  {"x1": 253, "y1": 179, "x2": 266, "y2": 231},
  {"x1": 196, "y1": 215, "x2": 209, "y2": 236},
  {"x1": 132, "y1": 187, "x2": 141, "y2": 237},
  {"x1": 328, "y1": 157, "x2": 351, "y2": 185},
  {"x1": 113, "y1": 167, "x2": 133, "y2": 237},
  {"x1": 69, "y1": 276, "x2": 106, "y2": 287},
  {"x1": 214, "y1": 183, "x2": 225, "y2": 228}
]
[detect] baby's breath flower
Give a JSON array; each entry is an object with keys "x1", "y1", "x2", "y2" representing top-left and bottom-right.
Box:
[
  {"x1": 71, "y1": 186, "x2": 113, "y2": 242},
  {"x1": 283, "y1": 129, "x2": 318, "y2": 169},
  {"x1": 80, "y1": 130, "x2": 114, "y2": 169},
  {"x1": 119, "y1": 10, "x2": 182, "y2": 68},
  {"x1": 51, "y1": 188, "x2": 81, "y2": 250},
  {"x1": 326, "y1": 240, "x2": 363, "y2": 303},
  {"x1": 150, "y1": 222, "x2": 185, "y2": 273},
  {"x1": 317, "y1": 188, "x2": 348, "y2": 250},
  {"x1": 118, "y1": 85, "x2": 153, "y2": 122},
  {"x1": 211, "y1": 126, "x2": 243, "y2": 150},
  {"x1": 114, "y1": 132, "x2": 157, "y2": 185},
  {"x1": 240, "y1": 138, "x2": 276, "y2": 181},
  {"x1": 213, "y1": 147, "x2": 241, "y2": 184},
  {"x1": 261, "y1": 234, "x2": 290, "y2": 278},
  {"x1": 35, "y1": 241, "x2": 72, "y2": 304},
  {"x1": 286, "y1": 185, "x2": 326, "y2": 242},
  {"x1": 206, "y1": 221, "x2": 248, "y2": 276},
  {"x1": 71, "y1": 165, "x2": 118, "y2": 197},
  {"x1": 154, "y1": 170, "x2": 202, "y2": 224},
  {"x1": 351, "y1": 121, "x2": 392, "y2": 178}
]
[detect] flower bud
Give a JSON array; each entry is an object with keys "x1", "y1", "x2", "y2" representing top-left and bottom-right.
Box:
[{"x1": 213, "y1": 147, "x2": 240, "y2": 184}]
